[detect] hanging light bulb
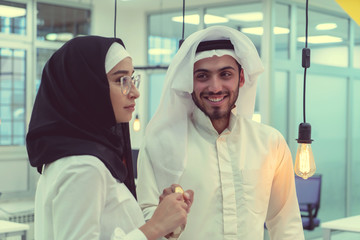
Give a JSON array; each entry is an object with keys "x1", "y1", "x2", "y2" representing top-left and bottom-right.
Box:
[
  {"x1": 133, "y1": 114, "x2": 141, "y2": 132},
  {"x1": 294, "y1": 0, "x2": 316, "y2": 180},
  {"x1": 295, "y1": 123, "x2": 316, "y2": 179}
]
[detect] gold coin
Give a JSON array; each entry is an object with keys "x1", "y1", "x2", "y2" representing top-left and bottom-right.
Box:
[{"x1": 174, "y1": 186, "x2": 184, "y2": 194}]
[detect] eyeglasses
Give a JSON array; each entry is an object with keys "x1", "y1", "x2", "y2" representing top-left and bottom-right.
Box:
[{"x1": 118, "y1": 74, "x2": 141, "y2": 95}]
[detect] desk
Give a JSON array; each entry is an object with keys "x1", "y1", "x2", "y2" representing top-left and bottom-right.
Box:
[
  {"x1": 321, "y1": 215, "x2": 360, "y2": 240},
  {"x1": 0, "y1": 220, "x2": 29, "y2": 240}
]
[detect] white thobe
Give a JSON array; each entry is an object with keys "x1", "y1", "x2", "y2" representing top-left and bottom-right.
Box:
[
  {"x1": 137, "y1": 108, "x2": 305, "y2": 240},
  {"x1": 35, "y1": 155, "x2": 147, "y2": 240}
]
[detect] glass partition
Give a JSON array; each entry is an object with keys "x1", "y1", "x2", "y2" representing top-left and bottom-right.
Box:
[
  {"x1": 296, "y1": 73, "x2": 347, "y2": 222},
  {"x1": 148, "y1": 73, "x2": 166, "y2": 121},
  {"x1": 296, "y1": 8, "x2": 349, "y2": 67},
  {"x1": 36, "y1": 48, "x2": 57, "y2": 92},
  {"x1": 0, "y1": 47, "x2": 26, "y2": 145},
  {"x1": 354, "y1": 22, "x2": 360, "y2": 69},
  {"x1": 272, "y1": 71, "x2": 289, "y2": 138},
  {"x1": 0, "y1": 0, "x2": 26, "y2": 35},
  {"x1": 351, "y1": 78, "x2": 360, "y2": 215},
  {"x1": 37, "y1": 3, "x2": 91, "y2": 42},
  {"x1": 148, "y1": 9, "x2": 200, "y2": 65},
  {"x1": 275, "y1": 3, "x2": 290, "y2": 59},
  {"x1": 205, "y1": 3, "x2": 263, "y2": 54}
]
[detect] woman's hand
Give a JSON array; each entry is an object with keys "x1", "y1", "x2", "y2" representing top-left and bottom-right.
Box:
[
  {"x1": 159, "y1": 184, "x2": 194, "y2": 213},
  {"x1": 139, "y1": 184, "x2": 194, "y2": 240}
]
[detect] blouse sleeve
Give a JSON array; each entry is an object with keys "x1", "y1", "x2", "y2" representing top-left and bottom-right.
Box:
[{"x1": 49, "y1": 159, "x2": 147, "y2": 240}]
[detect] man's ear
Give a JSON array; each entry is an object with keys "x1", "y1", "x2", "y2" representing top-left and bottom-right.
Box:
[{"x1": 239, "y1": 68, "x2": 245, "y2": 87}]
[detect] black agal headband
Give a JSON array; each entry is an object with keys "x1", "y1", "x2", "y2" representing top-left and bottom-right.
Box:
[{"x1": 196, "y1": 39, "x2": 234, "y2": 53}]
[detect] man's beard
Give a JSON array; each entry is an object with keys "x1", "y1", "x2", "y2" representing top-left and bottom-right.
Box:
[{"x1": 191, "y1": 88, "x2": 239, "y2": 120}]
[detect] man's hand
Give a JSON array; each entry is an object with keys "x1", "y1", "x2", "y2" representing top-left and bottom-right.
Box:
[{"x1": 159, "y1": 184, "x2": 194, "y2": 213}]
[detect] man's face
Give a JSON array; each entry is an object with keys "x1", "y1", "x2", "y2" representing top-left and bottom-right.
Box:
[{"x1": 192, "y1": 55, "x2": 244, "y2": 120}]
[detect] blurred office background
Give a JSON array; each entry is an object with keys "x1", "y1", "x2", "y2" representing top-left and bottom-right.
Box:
[{"x1": 0, "y1": 0, "x2": 359, "y2": 239}]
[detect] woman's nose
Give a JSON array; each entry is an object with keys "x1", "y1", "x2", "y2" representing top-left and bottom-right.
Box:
[{"x1": 128, "y1": 83, "x2": 140, "y2": 99}]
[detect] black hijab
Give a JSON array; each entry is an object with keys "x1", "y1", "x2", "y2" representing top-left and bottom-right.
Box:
[{"x1": 26, "y1": 36, "x2": 136, "y2": 198}]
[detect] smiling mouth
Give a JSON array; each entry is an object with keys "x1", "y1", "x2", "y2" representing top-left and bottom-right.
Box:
[{"x1": 207, "y1": 96, "x2": 224, "y2": 102}]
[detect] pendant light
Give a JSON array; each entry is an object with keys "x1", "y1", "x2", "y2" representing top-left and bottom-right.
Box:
[
  {"x1": 133, "y1": 114, "x2": 141, "y2": 132},
  {"x1": 294, "y1": 0, "x2": 316, "y2": 180}
]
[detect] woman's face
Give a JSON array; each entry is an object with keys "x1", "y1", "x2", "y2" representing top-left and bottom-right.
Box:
[{"x1": 107, "y1": 57, "x2": 140, "y2": 123}]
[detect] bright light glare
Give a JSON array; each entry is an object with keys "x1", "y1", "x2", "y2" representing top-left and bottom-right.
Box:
[
  {"x1": 45, "y1": 33, "x2": 74, "y2": 42},
  {"x1": 0, "y1": 5, "x2": 26, "y2": 18},
  {"x1": 226, "y1": 12, "x2": 263, "y2": 22},
  {"x1": 241, "y1": 27, "x2": 289, "y2": 35},
  {"x1": 172, "y1": 14, "x2": 228, "y2": 25},
  {"x1": 316, "y1": 23, "x2": 337, "y2": 30},
  {"x1": 297, "y1": 35, "x2": 343, "y2": 44},
  {"x1": 148, "y1": 48, "x2": 173, "y2": 55}
]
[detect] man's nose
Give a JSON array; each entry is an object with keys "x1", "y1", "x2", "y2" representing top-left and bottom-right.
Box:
[{"x1": 208, "y1": 76, "x2": 222, "y2": 93}]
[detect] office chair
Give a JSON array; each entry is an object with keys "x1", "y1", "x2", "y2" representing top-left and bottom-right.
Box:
[{"x1": 295, "y1": 174, "x2": 322, "y2": 230}]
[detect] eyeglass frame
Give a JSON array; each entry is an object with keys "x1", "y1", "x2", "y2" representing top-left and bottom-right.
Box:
[{"x1": 118, "y1": 74, "x2": 141, "y2": 95}]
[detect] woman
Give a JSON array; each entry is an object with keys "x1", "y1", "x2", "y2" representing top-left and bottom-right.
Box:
[{"x1": 26, "y1": 36, "x2": 193, "y2": 240}]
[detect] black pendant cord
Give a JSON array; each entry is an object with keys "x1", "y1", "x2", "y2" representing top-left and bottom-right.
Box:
[
  {"x1": 114, "y1": 0, "x2": 117, "y2": 38},
  {"x1": 182, "y1": 0, "x2": 185, "y2": 40},
  {"x1": 302, "y1": 0, "x2": 309, "y2": 123},
  {"x1": 179, "y1": 0, "x2": 185, "y2": 47}
]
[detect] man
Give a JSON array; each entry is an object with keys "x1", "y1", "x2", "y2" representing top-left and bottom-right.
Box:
[{"x1": 136, "y1": 26, "x2": 304, "y2": 240}]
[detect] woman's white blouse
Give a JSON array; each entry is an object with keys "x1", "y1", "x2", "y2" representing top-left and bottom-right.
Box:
[{"x1": 34, "y1": 155, "x2": 147, "y2": 240}]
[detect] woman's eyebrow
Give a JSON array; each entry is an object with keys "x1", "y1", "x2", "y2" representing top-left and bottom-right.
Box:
[{"x1": 112, "y1": 70, "x2": 130, "y2": 76}]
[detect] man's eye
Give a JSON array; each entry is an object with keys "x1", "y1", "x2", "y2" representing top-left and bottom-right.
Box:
[
  {"x1": 195, "y1": 73, "x2": 208, "y2": 80},
  {"x1": 221, "y1": 71, "x2": 233, "y2": 78}
]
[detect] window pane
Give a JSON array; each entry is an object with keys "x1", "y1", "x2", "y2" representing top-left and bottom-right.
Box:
[
  {"x1": 0, "y1": 135, "x2": 11, "y2": 145},
  {"x1": 206, "y1": 3, "x2": 263, "y2": 55},
  {"x1": 0, "y1": 106, "x2": 11, "y2": 120},
  {"x1": 0, "y1": 74, "x2": 11, "y2": 88},
  {"x1": 148, "y1": 10, "x2": 199, "y2": 65},
  {"x1": 0, "y1": 120, "x2": 11, "y2": 135},
  {"x1": 13, "y1": 75, "x2": 25, "y2": 90},
  {"x1": 13, "y1": 89, "x2": 24, "y2": 105},
  {"x1": 351, "y1": 78, "x2": 360, "y2": 215},
  {"x1": 0, "y1": 47, "x2": 26, "y2": 146},
  {"x1": 13, "y1": 49, "x2": 25, "y2": 74},
  {"x1": 0, "y1": 0, "x2": 26, "y2": 35},
  {"x1": 0, "y1": 89, "x2": 11, "y2": 104},
  {"x1": 36, "y1": 48, "x2": 57, "y2": 92},
  {"x1": 37, "y1": 3, "x2": 91, "y2": 42},
  {"x1": 296, "y1": 73, "x2": 347, "y2": 223},
  {"x1": 297, "y1": 9, "x2": 348, "y2": 67},
  {"x1": 148, "y1": 36, "x2": 177, "y2": 66},
  {"x1": 275, "y1": 4, "x2": 290, "y2": 59},
  {"x1": 354, "y1": 22, "x2": 360, "y2": 69},
  {"x1": 148, "y1": 73, "x2": 166, "y2": 121},
  {"x1": 13, "y1": 120, "x2": 24, "y2": 136}
]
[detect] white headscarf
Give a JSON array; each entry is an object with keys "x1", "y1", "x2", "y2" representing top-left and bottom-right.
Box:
[
  {"x1": 105, "y1": 42, "x2": 130, "y2": 73},
  {"x1": 141, "y1": 26, "x2": 264, "y2": 191}
]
